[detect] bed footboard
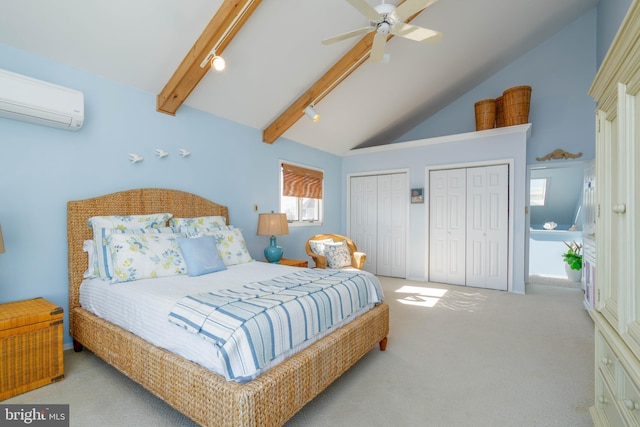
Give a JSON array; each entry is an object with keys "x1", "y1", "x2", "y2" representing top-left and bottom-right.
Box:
[{"x1": 71, "y1": 302, "x2": 389, "y2": 427}]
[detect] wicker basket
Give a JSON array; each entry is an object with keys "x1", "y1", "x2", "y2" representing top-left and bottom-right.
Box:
[
  {"x1": 474, "y1": 99, "x2": 496, "y2": 131},
  {"x1": 503, "y1": 85, "x2": 531, "y2": 126},
  {"x1": 495, "y1": 95, "x2": 504, "y2": 127}
]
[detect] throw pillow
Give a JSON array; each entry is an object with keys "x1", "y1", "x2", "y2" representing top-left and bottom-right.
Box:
[
  {"x1": 324, "y1": 241, "x2": 352, "y2": 269},
  {"x1": 177, "y1": 235, "x2": 227, "y2": 276}
]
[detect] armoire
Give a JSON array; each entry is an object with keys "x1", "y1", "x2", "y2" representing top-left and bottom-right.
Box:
[{"x1": 588, "y1": 1, "x2": 640, "y2": 425}]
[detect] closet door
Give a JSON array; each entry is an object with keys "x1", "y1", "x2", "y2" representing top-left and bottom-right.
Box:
[
  {"x1": 350, "y1": 175, "x2": 378, "y2": 274},
  {"x1": 466, "y1": 165, "x2": 509, "y2": 290},
  {"x1": 377, "y1": 173, "x2": 407, "y2": 277},
  {"x1": 350, "y1": 173, "x2": 407, "y2": 277},
  {"x1": 429, "y1": 168, "x2": 467, "y2": 285}
]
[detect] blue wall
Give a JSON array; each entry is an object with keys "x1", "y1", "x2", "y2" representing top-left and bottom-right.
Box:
[
  {"x1": 597, "y1": 0, "x2": 633, "y2": 66},
  {"x1": 394, "y1": 8, "x2": 598, "y2": 166},
  {"x1": 0, "y1": 44, "x2": 342, "y2": 346}
]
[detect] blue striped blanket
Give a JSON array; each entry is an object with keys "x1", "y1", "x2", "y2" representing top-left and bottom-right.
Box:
[{"x1": 168, "y1": 269, "x2": 384, "y2": 382}]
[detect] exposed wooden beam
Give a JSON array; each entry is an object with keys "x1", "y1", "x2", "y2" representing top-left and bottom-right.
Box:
[
  {"x1": 262, "y1": 0, "x2": 421, "y2": 144},
  {"x1": 156, "y1": 0, "x2": 262, "y2": 115}
]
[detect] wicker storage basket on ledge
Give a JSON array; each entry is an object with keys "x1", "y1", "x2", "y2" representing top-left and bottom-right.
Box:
[
  {"x1": 503, "y1": 85, "x2": 532, "y2": 126},
  {"x1": 474, "y1": 99, "x2": 496, "y2": 131},
  {"x1": 495, "y1": 95, "x2": 505, "y2": 127}
]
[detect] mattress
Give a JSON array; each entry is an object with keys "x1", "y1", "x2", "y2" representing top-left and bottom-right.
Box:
[{"x1": 79, "y1": 261, "x2": 379, "y2": 381}]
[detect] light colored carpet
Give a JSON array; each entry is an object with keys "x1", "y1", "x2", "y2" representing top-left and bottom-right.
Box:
[{"x1": 4, "y1": 277, "x2": 594, "y2": 427}]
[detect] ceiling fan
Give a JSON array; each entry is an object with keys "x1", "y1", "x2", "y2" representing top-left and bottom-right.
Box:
[{"x1": 322, "y1": 0, "x2": 442, "y2": 62}]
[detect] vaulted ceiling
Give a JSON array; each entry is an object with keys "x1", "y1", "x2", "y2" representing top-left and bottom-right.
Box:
[{"x1": 1, "y1": 0, "x2": 597, "y2": 155}]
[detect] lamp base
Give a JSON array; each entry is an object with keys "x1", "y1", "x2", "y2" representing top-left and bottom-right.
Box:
[{"x1": 264, "y1": 235, "x2": 283, "y2": 263}]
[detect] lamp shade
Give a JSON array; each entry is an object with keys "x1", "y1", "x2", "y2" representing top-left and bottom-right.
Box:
[
  {"x1": 257, "y1": 213, "x2": 289, "y2": 263},
  {"x1": 0, "y1": 224, "x2": 4, "y2": 254},
  {"x1": 257, "y1": 213, "x2": 289, "y2": 237}
]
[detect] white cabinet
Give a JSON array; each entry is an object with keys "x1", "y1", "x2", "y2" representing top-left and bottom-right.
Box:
[{"x1": 588, "y1": 1, "x2": 640, "y2": 425}]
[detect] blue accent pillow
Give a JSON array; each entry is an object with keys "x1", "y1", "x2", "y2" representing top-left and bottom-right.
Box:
[{"x1": 177, "y1": 235, "x2": 227, "y2": 277}]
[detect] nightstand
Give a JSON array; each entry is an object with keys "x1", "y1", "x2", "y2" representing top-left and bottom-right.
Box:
[
  {"x1": 0, "y1": 297, "x2": 64, "y2": 400},
  {"x1": 276, "y1": 258, "x2": 309, "y2": 268}
]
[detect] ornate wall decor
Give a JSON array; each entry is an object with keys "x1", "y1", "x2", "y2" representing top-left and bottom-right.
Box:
[{"x1": 536, "y1": 149, "x2": 583, "y2": 161}]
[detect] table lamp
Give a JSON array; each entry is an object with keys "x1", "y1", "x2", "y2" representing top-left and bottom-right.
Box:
[{"x1": 257, "y1": 212, "x2": 289, "y2": 263}]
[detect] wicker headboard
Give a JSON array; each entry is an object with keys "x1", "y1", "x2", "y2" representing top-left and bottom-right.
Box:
[{"x1": 67, "y1": 188, "x2": 229, "y2": 329}]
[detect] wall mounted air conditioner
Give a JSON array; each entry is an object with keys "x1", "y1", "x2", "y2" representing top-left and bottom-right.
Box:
[{"x1": 0, "y1": 68, "x2": 84, "y2": 131}]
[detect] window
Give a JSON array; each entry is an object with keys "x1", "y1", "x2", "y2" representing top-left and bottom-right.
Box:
[
  {"x1": 280, "y1": 162, "x2": 323, "y2": 225},
  {"x1": 530, "y1": 178, "x2": 548, "y2": 206}
]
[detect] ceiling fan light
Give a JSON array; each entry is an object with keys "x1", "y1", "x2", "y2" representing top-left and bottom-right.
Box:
[
  {"x1": 304, "y1": 105, "x2": 320, "y2": 122},
  {"x1": 211, "y1": 55, "x2": 226, "y2": 72}
]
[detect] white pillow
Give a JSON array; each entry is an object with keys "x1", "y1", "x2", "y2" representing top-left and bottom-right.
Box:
[
  {"x1": 109, "y1": 232, "x2": 186, "y2": 283},
  {"x1": 309, "y1": 238, "x2": 334, "y2": 256},
  {"x1": 325, "y1": 241, "x2": 352, "y2": 269},
  {"x1": 197, "y1": 228, "x2": 253, "y2": 266},
  {"x1": 82, "y1": 239, "x2": 99, "y2": 279}
]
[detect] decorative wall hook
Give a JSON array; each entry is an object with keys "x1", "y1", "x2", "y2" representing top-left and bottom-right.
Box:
[
  {"x1": 128, "y1": 153, "x2": 144, "y2": 163},
  {"x1": 155, "y1": 149, "x2": 169, "y2": 159},
  {"x1": 536, "y1": 149, "x2": 583, "y2": 161},
  {"x1": 178, "y1": 148, "x2": 191, "y2": 158}
]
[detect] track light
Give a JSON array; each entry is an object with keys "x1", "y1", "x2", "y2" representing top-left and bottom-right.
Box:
[
  {"x1": 211, "y1": 55, "x2": 226, "y2": 71},
  {"x1": 304, "y1": 105, "x2": 320, "y2": 122},
  {"x1": 200, "y1": 48, "x2": 225, "y2": 72}
]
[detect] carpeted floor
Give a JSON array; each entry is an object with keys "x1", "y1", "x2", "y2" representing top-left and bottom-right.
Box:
[{"x1": 3, "y1": 277, "x2": 594, "y2": 427}]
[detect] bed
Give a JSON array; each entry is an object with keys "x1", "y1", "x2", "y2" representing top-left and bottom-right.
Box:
[{"x1": 67, "y1": 188, "x2": 389, "y2": 427}]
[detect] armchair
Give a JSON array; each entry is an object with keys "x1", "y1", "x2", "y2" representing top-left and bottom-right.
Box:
[{"x1": 305, "y1": 234, "x2": 366, "y2": 269}]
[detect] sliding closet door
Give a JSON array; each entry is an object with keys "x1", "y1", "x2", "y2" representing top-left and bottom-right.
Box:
[
  {"x1": 350, "y1": 175, "x2": 378, "y2": 273},
  {"x1": 466, "y1": 165, "x2": 509, "y2": 290},
  {"x1": 429, "y1": 168, "x2": 467, "y2": 285}
]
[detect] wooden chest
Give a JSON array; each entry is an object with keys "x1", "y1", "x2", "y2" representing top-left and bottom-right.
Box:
[{"x1": 0, "y1": 297, "x2": 64, "y2": 400}]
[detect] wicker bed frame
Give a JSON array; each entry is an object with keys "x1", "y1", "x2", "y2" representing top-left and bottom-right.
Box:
[{"x1": 67, "y1": 188, "x2": 389, "y2": 427}]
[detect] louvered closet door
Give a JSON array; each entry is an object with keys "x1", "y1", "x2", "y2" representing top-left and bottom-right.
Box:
[
  {"x1": 429, "y1": 168, "x2": 467, "y2": 285},
  {"x1": 466, "y1": 165, "x2": 509, "y2": 290}
]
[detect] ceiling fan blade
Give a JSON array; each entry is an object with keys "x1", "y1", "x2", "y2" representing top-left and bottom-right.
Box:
[
  {"x1": 346, "y1": 0, "x2": 382, "y2": 21},
  {"x1": 370, "y1": 32, "x2": 387, "y2": 63},
  {"x1": 392, "y1": 22, "x2": 442, "y2": 43},
  {"x1": 393, "y1": 0, "x2": 439, "y2": 22},
  {"x1": 322, "y1": 26, "x2": 375, "y2": 45}
]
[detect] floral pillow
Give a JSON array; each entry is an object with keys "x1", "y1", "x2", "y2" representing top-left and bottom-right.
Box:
[
  {"x1": 324, "y1": 241, "x2": 352, "y2": 269},
  {"x1": 93, "y1": 227, "x2": 175, "y2": 279},
  {"x1": 198, "y1": 228, "x2": 253, "y2": 266},
  {"x1": 108, "y1": 232, "x2": 186, "y2": 283},
  {"x1": 309, "y1": 238, "x2": 334, "y2": 256},
  {"x1": 170, "y1": 216, "x2": 227, "y2": 232},
  {"x1": 88, "y1": 213, "x2": 172, "y2": 230}
]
